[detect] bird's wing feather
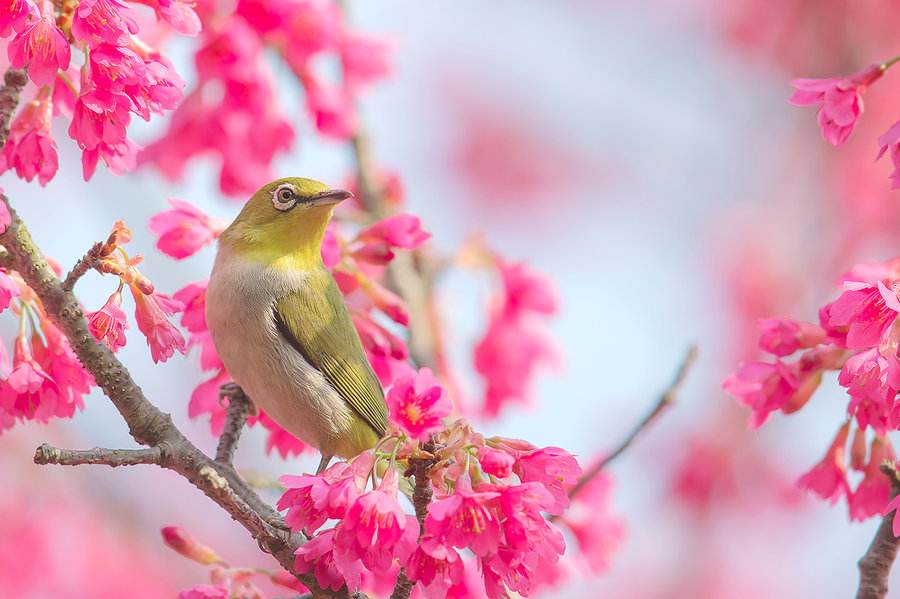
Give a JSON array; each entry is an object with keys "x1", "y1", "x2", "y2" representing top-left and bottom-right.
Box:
[{"x1": 272, "y1": 269, "x2": 387, "y2": 437}]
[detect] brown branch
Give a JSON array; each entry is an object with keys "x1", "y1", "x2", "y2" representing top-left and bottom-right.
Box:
[
  {"x1": 857, "y1": 462, "x2": 900, "y2": 599},
  {"x1": 390, "y1": 440, "x2": 437, "y2": 599},
  {"x1": 34, "y1": 443, "x2": 164, "y2": 467},
  {"x1": 0, "y1": 195, "x2": 361, "y2": 599},
  {"x1": 0, "y1": 68, "x2": 27, "y2": 148},
  {"x1": 215, "y1": 383, "x2": 251, "y2": 463},
  {"x1": 567, "y1": 345, "x2": 698, "y2": 501},
  {"x1": 62, "y1": 240, "x2": 106, "y2": 292}
]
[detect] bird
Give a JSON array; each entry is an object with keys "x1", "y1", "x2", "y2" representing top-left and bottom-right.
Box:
[{"x1": 205, "y1": 177, "x2": 387, "y2": 473}]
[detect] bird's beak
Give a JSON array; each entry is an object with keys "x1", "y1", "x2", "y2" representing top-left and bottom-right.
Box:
[{"x1": 308, "y1": 189, "x2": 353, "y2": 207}]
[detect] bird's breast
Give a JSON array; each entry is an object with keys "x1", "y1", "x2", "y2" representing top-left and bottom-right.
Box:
[{"x1": 205, "y1": 250, "x2": 354, "y2": 453}]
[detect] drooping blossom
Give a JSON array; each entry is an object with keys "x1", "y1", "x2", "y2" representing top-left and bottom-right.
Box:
[
  {"x1": 358, "y1": 214, "x2": 431, "y2": 250},
  {"x1": 32, "y1": 319, "x2": 93, "y2": 417},
  {"x1": 789, "y1": 64, "x2": 884, "y2": 146},
  {"x1": 723, "y1": 359, "x2": 807, "y2": 428},
  {"x1": 387, "y1": 368, "x2": 452, "y2": 442},
  {"x1": 475, "y1": 256, "x2": 561, "y2": 418},
  {"x1": 757, "y1": 318, "x2": 826, "y2": 357},
  {"x1": 825, "y1": 278, "x2": 900, "y2": 349},
  {"x1": 8, "y1": 11, "x2": 70, "y2": 87},
  {"x1": 71, "y1": 0, "x2": 138, "y2": 46},
  {"x1": 0, "y1": 0, "x2": 32, "y2": 37},
  {"x1": 558, "y1": 470, "x2": 624, "y2": 574},
  {"x1": 133, "y1": 0, "x2": 202, "y2": 36},
  {"x1": 839, "y1": 348, "x2": 900, "y2": 434},
  {"x1": 477, "y1": 446, "x2": 515, "y2": 479},
  {"x1": 161, "y1": 526, "x2": 221, "y2": 565},
  {"x1": 87, "y1": 289, "x2": 128, "y2": 351},
  {"x1": 0, "y1": 272, "x2": 21, "y2": 312},
  {"x1": 512, "y1": 446, "x2": 581, "y2": 515},
  {"x1": 333, "y1": 468, "x2": 418, "y2": 573},
  {"x1": 293, "y1": 529, "x2": 346, "y2": 593},
  {"x1": 797, "y1": 423, "x2": 851, "y2": 504},
  {"x1": 849, "y1": 436, "x2": 896, "y2": 521},
  {"x1": 176, "y1": 585, "x2": 227, "y2": 599},
  {"x1": 0, "y1": 91, "x2": 58, "y2": 185},
  {"x1": 876, "y1": 120, "x2": 900, "y2": 189},
  {"x1": 0, "y1": 335, "x2": 60, "y2": 424},
  {"x1": 129, "y1": 285, "x2": 186, "y2": 363},
  {"x1": 149, "y1": 200, "x2": 227, "y2": 259},
  {"x1": 405, "y1": 544, "x2": 465, "y2": 599}
]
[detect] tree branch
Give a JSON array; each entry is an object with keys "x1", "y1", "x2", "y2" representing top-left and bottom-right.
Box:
[
  {"x1": 0, "y1": 195, "x2": 360, "y2": 599},
  {"x1": 62, "y1": 240, "x2": 106, "y2": 292},
  {"x1": 0, "y1": 68, "x2": 27, "y2": 148},
  {"x1": 857, "y1": 462, "x2": 900, "y2": 599},
  {"x1": 390, "y1": 440, "x2": 437, "y2": 599},
  {"x1": 567, "y1": 345, "x2": 698, "y2": 501},
  {"x1": 216, "y1": 383, "x2": 251, "y2": 463},
  {"x1": 34, "y1": 443, "x2": 164, "y2": 467}
]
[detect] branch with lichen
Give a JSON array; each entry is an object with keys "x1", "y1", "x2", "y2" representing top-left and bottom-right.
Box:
[{"x1": 857, "y1": 462, "x2": 900, "y2": 599}]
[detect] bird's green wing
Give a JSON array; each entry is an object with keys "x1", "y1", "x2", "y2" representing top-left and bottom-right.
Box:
[{"x1": 272, "y1": 269, "x2": 387, "y2": 437}]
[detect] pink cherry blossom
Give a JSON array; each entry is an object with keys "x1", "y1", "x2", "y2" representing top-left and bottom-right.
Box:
[
  {"x1": 477, "y1": 446, "x2": 515, "y2": 478},
  {"x1": 150, "y1": 199, "x2": 226, "y2": 259},
  {"x1": 358, "y1": 214, "x2": 431, "y2": 250},
  {"x1": 129, "y1": 285, "x2": 187, "y2": 363},
  {"x1": 723, "y1": 359, "x2": 804, "y2": 428},
  {"x1": 789, "y1": 64, "x2": 884, "y2": 146},
  {"x1": 0, "y1": 272, "x2": 20, "y2": 312},
  {"x1": 188, "y1": 369, "x2": 232, "y2": 434},
  {"x1": 797, "y1": 423, "x2": 851, "y2": 504},
  {"x1": 0, "y1": 0, "x2": 33, "y2": 37},
  {"x1": 405, "y1": 545, "x2": 465, "y2": 599},
  {"x1": 498, "y1": 258, "x2": 559, "y2": 317},
  {"x1": 293, "y1": 529, "x2": 346, "y2": 593},
  {"x1": 133, "y1": 0, "x2": 201, "y2": 36},
  {"x1": 559, "y1": 470, "x2": 625, "y2": 574},
  {"x1": 387, "y1": 368, "x2": 452, "y2": 442},
  {"x1": 258, "y1": 412, "x2": 310, "y2": 458},
  {"x1": 8, "y1": 12, "x2": 70, "y2": 87},
  {"x1": 838, "y1": 348, "x2": 900, "y2": 434},
  {"x1": 825, "y1": 279, "x2": 900, "y2": 349},
  {"x1": 71, "y1": 0, "x2": 138, "y2": 46},
  {"x1": 424, "y1": 478, "x2": 502, "y2": 557},
  {"x1": 757, "y1": 318, "x2": 826, "y2": 357},
  {"x1": 333, "y1": 468, "x2": 418, "y2": 571},
  {"x1": 849, "y1": 436, "x2": 896, "y2": 521},
  {"x1": 176, "y1": 585, "x2": 228, "y2": 599},
  {"x1": 0, "y1": 91, "x2": 58, "y2": 185},
  {"x1": 512, "y1": 446, "x2": 581, "y2": 515},
  {"x1": 0, "y1": 336, "x2": 60, "y2": 424},
  {"x1": 358, "y1": 277, "x2": 409, "y2": 325},
  {"x1": 876, "y1": 120, "x2": 900, "y2": 189},
  {"x1": 32, "y1": 320, "x2": 93, "y2": 418},
  {"x1": 87, "y1": 289, "x2": 128, "y2": 351},
  {"x1": 353, "y1": 311, "x2": 409, "y2": 360},
  {"x1": 161, "y1": 526, "x2": 221, "y2": 564},
  {"x1": 301, "y1": 72, "x2": 356, "y2": 140}
]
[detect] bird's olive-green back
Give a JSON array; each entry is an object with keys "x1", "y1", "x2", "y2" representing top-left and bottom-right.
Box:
[{"x1": 273, "y1": 267, "x2": 387, "y2": 437}]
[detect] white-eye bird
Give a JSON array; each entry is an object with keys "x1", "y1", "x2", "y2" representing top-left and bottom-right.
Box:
[{"x1": 205, "y1": 177, "x2": 387, "y2": 473}]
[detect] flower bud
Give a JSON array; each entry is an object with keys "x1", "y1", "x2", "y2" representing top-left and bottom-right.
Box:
[{"x1": 161, "y1": 526, "x2": 220, "y2": 565}]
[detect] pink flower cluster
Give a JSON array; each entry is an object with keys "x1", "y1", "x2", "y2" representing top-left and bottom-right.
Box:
[
  {"x1": 142, "y1": 0, "x2": 391, "y2": 196},
  {"x1": 278, "y1": 419, "x2": 584, "y2": 599},
  {"x1": 475, "y1": 256, "x2": 562, "y2": 418},
  {"x1": 0, "y1": 0, "x2": 193, "y2": 184},
  {"x1": 724, "y1": 257, "x2": 900, "y2": 519}
]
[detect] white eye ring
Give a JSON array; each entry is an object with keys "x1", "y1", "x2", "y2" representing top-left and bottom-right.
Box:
[{"x1": 272, "y1": 184, "x2": 297, "y2": 211}]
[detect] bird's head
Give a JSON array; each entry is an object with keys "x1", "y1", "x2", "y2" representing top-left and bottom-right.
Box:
[{"x1": 219, "y1": 177, "x2": 351, "y2": 268}]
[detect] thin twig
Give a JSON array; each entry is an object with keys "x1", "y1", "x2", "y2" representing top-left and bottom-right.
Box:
[
  {"x1": 34, "y1": 443, "x2": 165, "y2": 467},
  {"x1": 567, "y1": 345, "x2": 698, "y2": 501},
  {"x1": 0, "y1": 68, "x2": 27, "y2": 149},
  {"x1": 857, "y1": 462, "x2": 900, "y2": 599},
  {"x1": 62, "y1": 240, "x2": 106, "y2": 292},
  {"x1": 216, "y1": 384, "x2": 251, "y2": 463}
]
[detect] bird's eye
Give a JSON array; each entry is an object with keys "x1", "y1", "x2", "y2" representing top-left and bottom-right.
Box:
[{"x1": 272, "y1": 185, "x2": 297, "y2": 211}]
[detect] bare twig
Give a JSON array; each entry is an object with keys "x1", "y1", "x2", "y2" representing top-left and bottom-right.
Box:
[
  {"x1": 216, "y1": 384, "x2": 251, "y2": 463},
  {"x1": 567, "y1": 345, "x2": 698, "y2": 501},
  {"x1": 0, "y1": 195, "x2": 361, "y2": 599},
  {"x1": 62, "y1": 240, "x2": 106, "y2": 292},
  {"x1": 34, "y1": 443, "x2": 164, "y2": 467},
  {"x1": 857, "y1": 462, "x2": 900, "y2": 599},
  {"x1": 0, "y1": 68, "x2": 27, "y2": 148}
]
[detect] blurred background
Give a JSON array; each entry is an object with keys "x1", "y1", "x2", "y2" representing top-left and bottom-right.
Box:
[{"x1": 5, "y1": 1, "x2": 900, "y2": 597}]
